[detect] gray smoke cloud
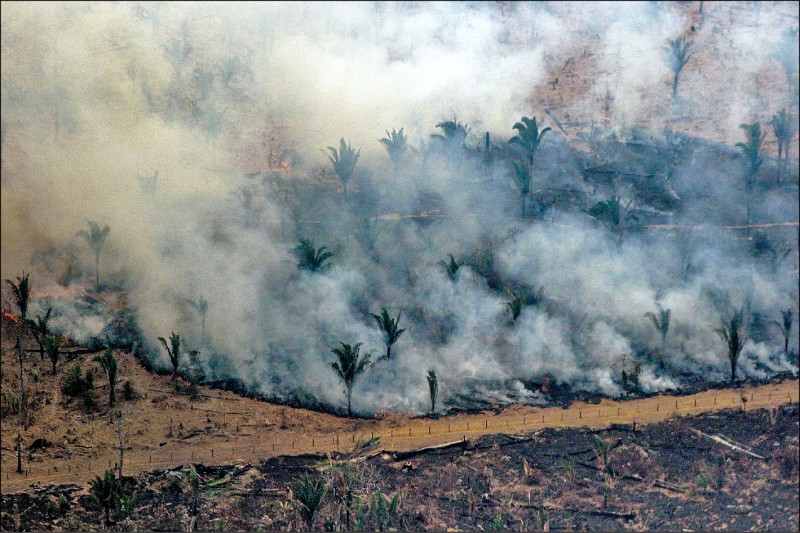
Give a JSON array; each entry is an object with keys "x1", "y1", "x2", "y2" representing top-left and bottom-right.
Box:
[{"x1": 2, "y1": 2, "x2": 798, "y2": 415}]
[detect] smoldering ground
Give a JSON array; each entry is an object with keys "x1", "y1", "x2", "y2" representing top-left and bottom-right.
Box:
[{"x1": 1, "y1": 2, "x2": 798, "y2": 415}]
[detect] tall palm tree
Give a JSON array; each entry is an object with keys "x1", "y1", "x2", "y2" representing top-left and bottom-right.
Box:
[
  {"x1": 158, "y1": 332, "x2": 183, "y2": 381},
  {"x1": 587, "y1": 196, "x2": 638, "y2": 245},
  {"x1": 771, "y1": 109, "x2": 796, "y2": 180},
  {"x1": 187, "y1": 297, "x2": 209, "y2": 343},
  {"x1": 644, "y1": 304, "x2": 671, "y2": 357},
  {"x1": 89, "y1": 469, "x2": 121, "y2": 528},
  {"x1": 379, "y1": 128, "x2": 408, "y2": 174},
  {"x1": 716, "y1": 309, "x2": 746, "y2": 386},
  {"x1": 438, "y1": 253, "x2": 460, "y2": 282},
  {"x1": 6, "y1": 273, "x2": 30, "y2": 475},
  {"x1": 93, "y1": 348, "x2": 118, "y2": 407},
  {"x1": 77, "y1": 221, "x2": 111, "y2": 290},
  {"x1": 43, "y1": 334, "x2": 62, "y2": 375},
  {"x1": 426, "y1": 369, "x2": 438, "y2": 415},
  {"x1": 663, "y1": 37, "x2": 692, "y2": 99},
  {"x1": 508, "y1": 160, "x2": 531, "y2": 218},
  {"x1": 293, "y1": 239, "x2": 334, "y2": 272},
  {"x1": 736, "y1": 122, "x2": 766, "y2": 226},
  {"x1": 330, "y1": 342, "x2": 372, "y2": 417},
  {"x1": 770, "y1": 308, "x2": 793, "y2": 357},
  {"x1": 371, "y1": 308, "x2": 406, "y2": 360},
  {"x1": 508, "y1": 116, "x2": 551, "y2": 169},
  {"x1": 25, "y1": 307, "x2": 52, "y2": 361},
  {"x1": 326, "y1": 138, "x2": 360, "y2": 201},
  {"x1": 294, "y1": 473, "x2": 328, "y2": 529}
]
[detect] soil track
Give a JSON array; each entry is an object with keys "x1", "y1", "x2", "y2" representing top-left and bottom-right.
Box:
[{"x1": 2, "y1": 375, "x2": 796, "y2": 493}]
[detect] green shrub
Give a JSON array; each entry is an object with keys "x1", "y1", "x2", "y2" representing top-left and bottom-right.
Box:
[
  {"x1": 61, "y1": 364, "x2": 93, "y2": 399},
  {"x1": 122, "y1": 380, "x2": 136, "y2": 401}
]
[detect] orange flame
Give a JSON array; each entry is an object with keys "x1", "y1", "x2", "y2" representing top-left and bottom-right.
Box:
[{"x1": 2, "y1": 311, "x2": 21, "y2": 323}]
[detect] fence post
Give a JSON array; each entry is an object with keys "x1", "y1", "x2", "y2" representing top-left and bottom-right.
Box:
[
  {"x1": 408, "y1": 428, "x2": 411, "y2": 436},
  {"x1": 694, "y1": 398, "x2": 697, "y2": 407},
  {"x1": 617, "y1": 407, "x2": 621, "y2": 415},
  {"x1": 542, "y1": 415, "x2": 545, "y2": 423},
  {"x1": 714, "y1": 396, "x2": 716, "y2": 404},
  {"x1": 579, "y1": 410, "x2": 582, "y2": 419},
  {"x1": 212, "y1": 449, "x2": 214, "y2": 458},
  {"x1": 312, "y1": 438, "x2": 315, "y2": 447},
  {"x1": 485, "y1": 420, "x2": 488, "y2": 429},
  {"x1": 675, "y1": 400, "x2": 678, "y2": 410},
  {"x1": 657, "y1": 403, "x2": 659, "y2": 411},
  {"x1": 429, "y1": 426, "x2": 431, "y2": 435},
  {"x1": 448, "y1": 423, "x2": 451, "y2": 432}
]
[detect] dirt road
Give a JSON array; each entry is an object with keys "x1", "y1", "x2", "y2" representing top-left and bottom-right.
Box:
[{"x1": 2, "y1": 379, "x2": 797, "y2": 493}]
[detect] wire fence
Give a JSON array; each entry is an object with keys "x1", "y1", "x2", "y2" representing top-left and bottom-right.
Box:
[{"x1": 1, "y1": 384, "x2": 796, "y2": 489}]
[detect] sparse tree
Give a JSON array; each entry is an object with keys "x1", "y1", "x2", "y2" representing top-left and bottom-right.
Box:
[
  {"x1": 93, "y1": 348, "x2": 118, "y2": 407},
  {"x1": 379, "y1": 128, "x2": 408, "y2": 174},
  {"x1": 438, "y1": 253, "x2": 460, "y2": 282},
  {"x1": 295, "y1": 473, "x2": 328, "y2": 529},
  {"x1": 25, "y1": 307, "x2": 52, "y2": 361},
  {"x1": 187, "y1": 297, "x2": 209, "y2": 344},
  {"x1": 663, "y1": 37, "x2": 692, "y2": 99},
  {"x1": 77, "y1": 221, "x2": 111, "y2": 290},
  {"x1": 591, "y1": 436, "x2": 616, "y2": 475},
  {"x1": 89, "y1": 469, "x2": 121, "y2": 528},
  {"x1": 43, "y1": 334, "x2": 62, "y2": 375},
  {"x1": 326, "y1": 138, "x2": 360, "y2": 201},
  {"x1": 426, "y1": 369, "x2": 438, "y2": 414},
  {"x1": 158, "y1": 332, "x2": 183, "y2": 381},
  {"x1": 770, "y1": 309, "x2": 794, "y2": 357},
  {"x1": 371, "y1": 308, "x2": 406, "y2": 360},
  {"x1": 587, "y1": 196, "x2": 638, "y2": 245},
  {"x1": 644, "y1": 304, "x2": 671, "y2": 358},
  {"x1": 716, "y1": 309, "x2": 746, "y2": 386},
  {"x1": 293, "y1": 239, "x2": 334, "y2": 272},
  {"x1": 736, "y1": 122, "x2": 766, "y2": 226},
  {"x1": 331, "y1": 342, "x2": 372, "y2": 417},
  {"x1": 508, "y1": 115, "x2": 550, "y2": 169},
  {"x1": 509, "y1": 160, "x2": 531, "y2": 218}
]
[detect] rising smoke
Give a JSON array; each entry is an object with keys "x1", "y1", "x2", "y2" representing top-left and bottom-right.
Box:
[{"x1": 1, "y1": 2, "x2": 798, "y2": 415}]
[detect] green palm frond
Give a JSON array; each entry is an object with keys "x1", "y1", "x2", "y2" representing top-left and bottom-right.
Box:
[
  {"x1": 508, "y1": 116, "x2": 550, "y2": 164},
  {"x1": 426, "y1": 369, "x2": 438, "y2": 414},
  {"x1": 326, "y1": 138, "x2": 360, "y2": 187},
  {"x1": 158, "y1": 332, "x2": 182, "y2": 379},
  {"x1": 293, "y1": 239, "x2": 334, "y2": 272},
  {"x1": 295, "y1": 474, "x2": 328, "y2": 527},
  {"x1": 371, "y1": 308, "x2": 406, "y2": 359},
  {"x1": 432, "y1": 118, "x2": 470, "y2": 147},
  {"x1": 663, "y1": 37, "x2": 692, "y2": 74},
  {"x1": 438, "y1": 254, "x2": 460, "y2": 282},
  {"x1": 5, "y1": 272, "x2": 31, "y2": 321},
  {"x1": 736, "y1": 122, "x2": 766, "y2": 177},
  {"x1": 716, "y1": 308, "x2": 746, "y2": 384}
]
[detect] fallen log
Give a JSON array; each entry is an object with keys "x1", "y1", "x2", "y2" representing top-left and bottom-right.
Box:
[
  {"x1": 690, "y1": 429, "x2": 767, "y2": 460},
  {"x1": 653, "y1": 480, "x2": 686, "y2": 493},
  {"x1": 389, "y1": 439, "x2": 467, "y2": 461},
  {"x1": 589, "y1": 510, "x2": 636, "y2": 520}
]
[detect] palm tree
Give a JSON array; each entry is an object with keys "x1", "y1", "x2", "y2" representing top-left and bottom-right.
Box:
[
  {"x1": 330, "y1": 342, "x2": 372, "y2": 417},
  {"x1": 379, "y1": 128, "x2": 408, "y2": 174},
  {"x1": 5, "y1": 272, "x2": 31, "y2": 322},
  {"x1": 293, "y1": 239, "x2": 334, "y2": 272},
  {"x1": 43, "y1": 334, "x2": 62, "y2": 375},
  {"x1": 508, "y1": 160, "x2": 531, "y2": 218},
  {"x1": 93, "y1": 348, "x2": 118, "y2": 407},
  {"x1": 587, "y1": 196, "x2": 638, "y2": 245},
  {"x1": 770, "y1": 309, "x2": 793, "y2": 357},
  {"x1": 187, "y1": 297, "x2": 209, "y2": 343},
  {"x1": 508, "y1": 116, "x2": 551, "y2": 169},
  {"x1": 644, "y1": 304, "x2": 671, "y2": 357},
  {"x1": 716, "y1": 309, "x2": 746, "y2": 386},
  {"x1": 25, "y1": 307, "x2": 52, "y2": 361},
  {"x1": 771, "y1": 109, "x2": 796, "y2": 180},
  {"x1": 663, "y1": 37, "x2": 692, "y2": 99},
  {"x1": 89, "y1": 469, "x2": 121, "y2": 528},
  {"x1": 432, "y1": 118, "x2": 470, "y2": 149},
  {"x1": 6, "y1": 273, "x2": 30, "y2": 475},
  {"x1": 158, "y1": 332, "x2": 183, "y2": 380},
  {"x1": 294, "y1": 473, "x2": 328, "y2": 529},
  {"x1": 736, "y1": 122, "x2": 766, "y2": 226},
  {"x1": 371, "y1": 308, "x2": 406, "y2": 360},
  {"x1": 326, "y1": 138, "x2": 360, "y2": 201},
  {"x1": 438, "y1": 253, "x2": 460, "y2": 282},
  {"x1": 77, "y1": 221, "x2": 111, "y2": 290},
  {"x1": 426, "y1": 369, "x2": 438, "y2": 415}
]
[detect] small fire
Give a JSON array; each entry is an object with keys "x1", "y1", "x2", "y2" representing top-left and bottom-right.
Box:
[{"x1": 2, "y1": 311, "x2": 21, "y2": 323}]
